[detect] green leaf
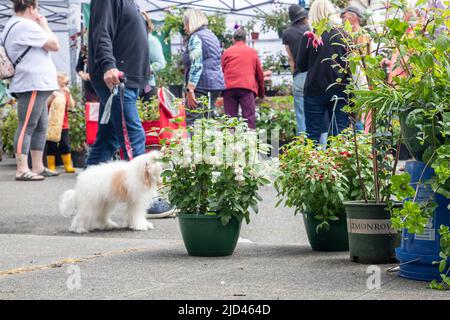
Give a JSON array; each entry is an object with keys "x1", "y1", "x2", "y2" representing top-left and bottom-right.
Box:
[
  {"x1": 161, "y1": 170, "x2": 173, "y2": 178},
  {"x1": 250, "y1": 202, "x2": 259, "y2": 214},
  {"x1": 390, "y1": 174, "x2": 415, "y2": 200},
  {"x1": 435, "y1": 35, "x2": 450, "y2": 53},
  {"x1": 439, "y1": 260, "x2": 447, "y2": 273}
]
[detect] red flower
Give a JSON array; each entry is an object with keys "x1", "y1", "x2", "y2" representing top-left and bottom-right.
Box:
[
  {"x1": 304, "y1": 31, "x2": 323, "y2": 50},
  {"x1": 340, "y1": 151, "x2": 352, "y2": 158},
  {"x1": 406, "y1": 26, "x2": 414, "y2": 34}
]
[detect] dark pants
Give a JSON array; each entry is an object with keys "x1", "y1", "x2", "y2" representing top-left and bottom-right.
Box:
[
  {"x1": 223, "y1": 88, "x2": 256, "y2": 129},
  {"x1": 46, "y1": 129, "x2": 71, "y2": 156},
  {"x1": 86, "y1": 86, "x2": 145, "y2": 166},
  {"x1": 185, "y1": 89, "x2": 221, "y2": 127},
  {"x1": 304, "y1": 92, "x2": 349, "y2": 143},
  {"x1": 84, "y1": 80, "x2": 99, "y2": 102}
]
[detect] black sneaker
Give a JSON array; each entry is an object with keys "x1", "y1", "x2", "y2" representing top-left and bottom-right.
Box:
[{"x1": 146, "y1": 197, "x2": 175, "y2": 219}]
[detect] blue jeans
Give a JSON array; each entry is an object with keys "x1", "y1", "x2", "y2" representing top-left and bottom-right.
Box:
[
  {"x1": 86, "y1": 86, "x2": 146, "y2": 166},
  {"x1": 304, "y1": 92, "x2": 349, "y2": 143},
  {"x1": 293, "y1": 72, "x2": 307, "y2": 135}
]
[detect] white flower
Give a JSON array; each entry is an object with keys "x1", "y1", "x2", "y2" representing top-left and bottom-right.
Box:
[
  {"x1": 233, "y1": 144, "x2": 243, "y2": 155},
  {"x1": 182, "y1": 160, "x2": 190, "y2": 168},
  {"x1": 183, "y1": 149, "x2": 193, "y2": 159},
  {"x1": 249, "y1": 169, "x2": 259, "y2": 178},
  {"x1": 207, "y1": 155, "x2": 221, "y2": 166},
  {"x1": 194, "y1": 154, "x2": 203, "y2": 164},
  {"x1": 211, "y1": 171, "x2": 221, "y2": 182}
]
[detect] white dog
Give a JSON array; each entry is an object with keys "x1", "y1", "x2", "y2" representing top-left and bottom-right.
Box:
[{"x1": 60, "y1": 152, "x2": 162, "y2": 234}]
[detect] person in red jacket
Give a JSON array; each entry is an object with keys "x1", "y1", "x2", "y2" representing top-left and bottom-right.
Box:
[{"x1": 221, "y1": 28, "x2": 265, "y2": 129}]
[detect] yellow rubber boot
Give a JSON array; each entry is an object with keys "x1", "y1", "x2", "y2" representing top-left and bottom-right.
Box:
[
  {"x1": 61, "y1": 153, "x2": 76, "y2": 173},
  {"x1": 47, "y1": 155, "x2": 57, "y2": 172}
]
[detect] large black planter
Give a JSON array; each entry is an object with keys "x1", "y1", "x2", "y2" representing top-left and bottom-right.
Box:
[
  {"x1": 345, "y1": 201, "x2": 402, "y2": 264},
  {"x1": 303, "y1": 212, "x2": 349, "y2": 252},
  {"x1": 71, "y1": 150, "x2": 86, "y2": 168}
]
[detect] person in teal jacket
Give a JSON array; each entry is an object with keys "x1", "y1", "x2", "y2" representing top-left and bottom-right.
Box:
[{"x1": 141, "y1": 12, "x2": 166, "y2": 102}]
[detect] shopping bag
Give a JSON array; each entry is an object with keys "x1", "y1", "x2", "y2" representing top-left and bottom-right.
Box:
[{"x1": 46, "y1": 92, "x2": 66, "y2": 142}]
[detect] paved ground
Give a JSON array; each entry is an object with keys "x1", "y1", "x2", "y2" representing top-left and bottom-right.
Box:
[{"x1": 0, "y1": 156, "x2": 448, "y2": 300}]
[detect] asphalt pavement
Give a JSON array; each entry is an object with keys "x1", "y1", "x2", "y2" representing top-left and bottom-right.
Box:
[{"x1": 0, "y1": 156, "x2": 448, "y2": 300}]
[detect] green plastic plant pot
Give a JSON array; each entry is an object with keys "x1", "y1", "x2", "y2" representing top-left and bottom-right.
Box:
[
  {"x1": 344, "y1": 201, "x2": 402, "y2": 264},
  {"x1": 178, "y1": 214, "x2": 242, "y2": 257},
  {"x1": 303, "y1": 212, "x2": 349, "y2": 252}
]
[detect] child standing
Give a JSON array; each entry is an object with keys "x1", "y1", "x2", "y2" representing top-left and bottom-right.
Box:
[{"x1": 46, "y1": 73, "x2": 75, "y2": 173}]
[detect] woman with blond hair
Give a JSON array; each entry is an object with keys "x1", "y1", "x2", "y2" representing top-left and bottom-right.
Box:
[
  {"x1": 297, "y1": 0, "x2": 350, "y2": 143},
  {"x1": 182, "y1": 9, "x2": 225, "y2": 126}
]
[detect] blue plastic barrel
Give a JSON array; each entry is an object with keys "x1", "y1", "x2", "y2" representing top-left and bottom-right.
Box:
[{"x1": 396, "y1": 161, "x2": 450, "y2": 281}]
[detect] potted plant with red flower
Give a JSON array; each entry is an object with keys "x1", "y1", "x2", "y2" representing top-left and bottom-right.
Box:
[{"x1": 275, "y1": 131, "x2": 374, "y2": 251}]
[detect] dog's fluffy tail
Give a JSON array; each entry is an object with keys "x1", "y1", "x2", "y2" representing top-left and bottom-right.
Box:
[{"x1": 59, "y1": 189, "x2": 77, "y2": 218}]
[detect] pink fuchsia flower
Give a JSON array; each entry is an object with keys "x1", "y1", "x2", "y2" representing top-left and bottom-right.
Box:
[{"x1": 304, "y1": 31, "x2": 323, "y2": 50}]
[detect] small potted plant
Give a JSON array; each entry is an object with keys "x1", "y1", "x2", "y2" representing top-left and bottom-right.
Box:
[
  {"x1": 161, "y1": 117, "x2": 274, "y2": 257},
  {"x1": 244, "y1": 20, "x2": 259, "y2": 41},
  {"x1": 68, "y1": 100, "x2": 87, "y2": 168},
  {"x1": 275, "y1": 131, "x2": 374, "y2": 251},
  {"x1": 305, "y1": 17, "x2": 405, "y2": 263}
]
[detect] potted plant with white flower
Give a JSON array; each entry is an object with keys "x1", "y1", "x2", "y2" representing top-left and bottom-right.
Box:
[{"x1": 160, "y1": 117, "x2": 274, "y2": 257}]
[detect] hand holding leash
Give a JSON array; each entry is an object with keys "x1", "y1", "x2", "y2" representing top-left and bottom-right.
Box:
[
  {"x1": 104, "y1": 68, "x2": 122, "y2": 90},
  {"x1": 100, "y1": 71, "x2": 126, "y2": 125}
]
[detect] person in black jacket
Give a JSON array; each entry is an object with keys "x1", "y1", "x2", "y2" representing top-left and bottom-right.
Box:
[
  {"x1": 297, "y1": 0, "x2": 350, "y2": 143},
  {"x1": 86, "y1": 0, "x2": 150, "y2": 166}
]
